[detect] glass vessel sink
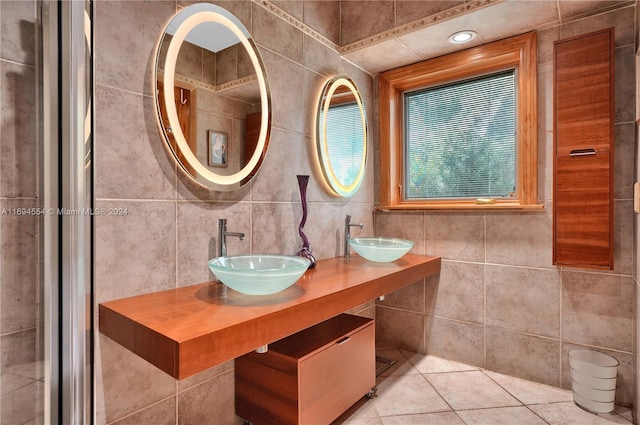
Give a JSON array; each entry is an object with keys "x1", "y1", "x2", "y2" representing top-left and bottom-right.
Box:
[
  {"x1": 208, "y1": 255, "x2": 311, "y2": 295},
  {"x1": 348, "y1": 237, "x2": 413, "y2": 262}
]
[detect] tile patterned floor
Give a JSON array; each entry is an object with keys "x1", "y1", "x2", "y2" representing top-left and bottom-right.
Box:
[{"x1": 333, "y1": 349, "x2": 634, "y2": 425}]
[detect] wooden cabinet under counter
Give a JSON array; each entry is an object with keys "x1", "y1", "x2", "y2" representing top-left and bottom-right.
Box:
[{"x1": 235, "y1": 314, "x2": 375, "y2": 425}]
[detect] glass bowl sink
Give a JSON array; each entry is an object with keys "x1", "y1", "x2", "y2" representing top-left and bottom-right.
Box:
[
  {"x1": 208, "y1": 254, "x2": 311, "y2": 295},
  {"x1": 348, "y1": 237, "x2": 413, "y2": 262}
]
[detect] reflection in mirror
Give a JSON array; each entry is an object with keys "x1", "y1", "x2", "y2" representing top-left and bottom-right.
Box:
[
  {"x1": 155, "y1": 3, "x2": 270, "y2": 190},
  {"x1": 316, "y1": 75, "x2": 367, "y2": 197}
]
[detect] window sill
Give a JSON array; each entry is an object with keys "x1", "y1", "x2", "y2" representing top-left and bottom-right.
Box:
[{"x1": 375, "y1": 202, "x2": 546, "y2": 212}]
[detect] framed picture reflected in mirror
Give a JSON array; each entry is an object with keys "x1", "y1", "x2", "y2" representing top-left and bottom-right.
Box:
[{"x1": 208, "y1": 130, "x2": 228, "y2": 167}]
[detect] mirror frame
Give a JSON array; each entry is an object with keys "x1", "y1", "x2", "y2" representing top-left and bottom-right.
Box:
[
  {"x1": 316, "y1": 75, "x2": 367, "y2": 197},
  {"x1": 155, "y1": 4, "x2": 271, "y2": 189}
]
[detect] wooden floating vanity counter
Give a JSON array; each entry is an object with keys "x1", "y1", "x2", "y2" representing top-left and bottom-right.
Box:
[{"x1": 99, "y1": 254, "x2": 441, "y2": 379}]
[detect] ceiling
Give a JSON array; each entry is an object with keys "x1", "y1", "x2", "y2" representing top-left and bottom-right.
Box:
[{"x1": 341, "y1": 0, "x2": 635, "y2": 74}]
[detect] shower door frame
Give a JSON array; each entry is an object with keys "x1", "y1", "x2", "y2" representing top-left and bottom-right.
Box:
[{"x1": 41, "y1": 1, "x2": 95, "y2": 424}]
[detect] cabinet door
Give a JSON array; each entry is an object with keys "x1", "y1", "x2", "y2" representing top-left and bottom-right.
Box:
[
  {"x1": 554, "y1": 29, "x2": 613, "y2": 156},
  {"x1": 554, "y1": 152, "x2": 612, "y2": 268},
  {"x1": 299, "y1": 324, "x2": 375, "y2": 425}
]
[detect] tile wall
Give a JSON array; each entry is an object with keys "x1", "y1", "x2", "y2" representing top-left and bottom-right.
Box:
[
  {"x1": 0, "y1": 1, "x2": 43, "y2": 424},
  {"x1": 93, "y1": 1, "x2": 373, "y2": 424},
  {"x1": 375, "y1": 4, "x2": 638, "y2": 407}
]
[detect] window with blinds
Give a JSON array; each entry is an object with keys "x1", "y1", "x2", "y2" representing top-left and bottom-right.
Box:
[{"x1": 404, "y1": 70, "x2": 516, "y2": 200}]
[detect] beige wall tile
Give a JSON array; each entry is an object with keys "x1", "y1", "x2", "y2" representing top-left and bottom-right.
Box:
[
  {"x1": 376, "y1": 306, "x2": 425, "y2": 352},
  {"x1": 178, "y1": 361, "x2": 234, "y2": 393},
  {"x1": 424, "y1": 316, "x2": 484, "y2": 367},
  {"x1": 259, "y1": 49, "x2": 306, "y2": 134},
  {"x1": 0, "y1": 0, "x2": 36, "y2": 65},
  {"x1": 562, "y1": 271, "x2": 634, "y2": 352},
  {"x1": 486, "y1": 265, "x2": 560, "y2": 338},
  {"x1": 536, "y1": 26, "x2": 560, "y2": 65},
  {"x1": 303, "y1": 35, "x2": 341, "y2": 78},
  {"x1": 378, "y1": 279, "x2": 425, "y2": 313},
  {"x1": 425, "y1": 261, "x2": 484, "y2": 324},
  {"x1": 485, "y1": 327, "x2": 560, "y2": 387},
  {"x1": 0, "y1": 379, "x2": 42, "y2": 425},
  {"x1": 273, "y1": 0, "x2": 303, "y2": 21},
  {"x1": 615, "y1": 45, "x2": 636, "y2": 124},
  {"x1": 537, "y1": 62, "x2": 554, "y2": 133},
  {"x1": 177, "y1": 370, "x2": 239, "y2": 425},
  {"x1": 0, "y1": 199, "x2": 39, "y2": 334},
  {"x1": 251, "y1": 202, "x2": 299, "y2": 256},
  {"x1": 304, "y1": 1, "x2": 341, "y2": 45},
  {"x1": 299, "y1": 202, "x2": 346, "y2": 260},
  {"x1": 615, "y1": 124, "x2": 635, "y2": 199},
  {"x1": 486, "y1": 205, "x2": 552, "y2": 269},
  {"x1": 94, "y1": 85, "x2": 176, "y2": 200},
  {"x1": 374, "y1": 212, "x2": 425, "y2": 255},
  {"x1": 95, "y1": 1, "x2": 175, "y2": 96},
  {"x1": 560, "y1": 6, "x2": 635, "y2": 48},
  {"x1": 1, "y1": 329, "x2": 38, "y2": 379},
  {"x1": 109, "y1": 397, "x2": 176, "y2": 425},
  {"x1": 253, "y1": 2, "x2": 303, "y2": 63},
  {"x1": 251, "y1": 128, "x2": 304, "y2": 202},
  {"x1": 1, "y1": 61, "x2": 37, "y2": 198},
  {"x1": 175, "y1": 41, "x2": 203, "y2": 82},
  {"x1": 614, "y1": 200, "x2": 634, "y2": 275},
  {"x1": 341, "y1": 0, "x2": 394, "y2": 46},
  {"x1": 424, "y1": 213, "x2": 484, "y2": 262},
  {"x1": 538, "y1": 131, "x2": 553, "y2": 203},
  {"x1": 176, "y1": 201, "x2": 251, "y2": 286},
  {"x1": 95, "y1": 335, "x2": 176, "y2": 425},
  {"x1": 561, "y1": 341, "x2": 634, "y2": 406},
  {"x1": 94, "y1": 200, "x2": 176, "y2": 303}
]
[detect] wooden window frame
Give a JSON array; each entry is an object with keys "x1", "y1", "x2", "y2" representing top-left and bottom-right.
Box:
[{"x1": 378, "y1": 31, "x2": 541, "y2": 211}]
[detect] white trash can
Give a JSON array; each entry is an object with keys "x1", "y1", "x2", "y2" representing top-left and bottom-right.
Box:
[{"x1": 569, "y1": 349, "x2": 618, "y2": 414}]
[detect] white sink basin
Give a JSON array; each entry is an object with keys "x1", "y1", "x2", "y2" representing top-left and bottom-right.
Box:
[
  {"x1": 208, "y1": 255, "x2": 311, "y2": 295},
  {"x1": 349, "y1": 237, "x2": 413, "y2": 262}
]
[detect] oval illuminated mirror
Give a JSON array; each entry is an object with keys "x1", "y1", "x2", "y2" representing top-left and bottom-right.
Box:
[
  {"x1": 316, "y1": 75, "x2": 367, "y2": 197},
  {"x1": 155, "y1": 3, "x2": 271, "y2": 190}
]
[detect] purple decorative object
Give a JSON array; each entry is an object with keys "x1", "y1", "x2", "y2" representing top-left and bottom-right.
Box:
[{"x1": 295, "y1": 175, "x2": 317, "y2": 268}]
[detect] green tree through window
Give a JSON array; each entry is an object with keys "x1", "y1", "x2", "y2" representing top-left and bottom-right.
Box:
[{"x1": 404, "y1": 70, "x2": 516, "y2": 199}]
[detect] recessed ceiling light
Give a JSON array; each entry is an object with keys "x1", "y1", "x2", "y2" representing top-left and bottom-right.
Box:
[{"x1": 448, "y1": 30, "x2": 477, "y2": 44}]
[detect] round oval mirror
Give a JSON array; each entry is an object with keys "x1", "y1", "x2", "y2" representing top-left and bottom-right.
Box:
[
  {"x1": 155, "y1": 3, "x2": 271, "y2": 190},
  {"x1": 316, "y1": 75, "x2": 367, "y2": 197}
]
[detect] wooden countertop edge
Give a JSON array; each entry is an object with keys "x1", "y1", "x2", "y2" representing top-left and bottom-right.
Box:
[{"x1": 99, "y1": 255, "x2": 441, "y2": 379}]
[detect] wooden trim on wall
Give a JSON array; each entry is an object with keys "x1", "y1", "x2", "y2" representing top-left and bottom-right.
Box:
[{"x1": 378, "y1": 31, "x2": 539, "y2": 211}]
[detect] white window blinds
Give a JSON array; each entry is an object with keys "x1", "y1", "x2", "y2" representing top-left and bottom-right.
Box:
[{"x1": 404, "y1": 70, "x2": 516, "y2": 199}]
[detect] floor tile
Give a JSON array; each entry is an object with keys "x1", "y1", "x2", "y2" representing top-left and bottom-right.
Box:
[
  {"x1": 333, "y1": 397, "x2": 379, "y2": 423},
  {"x1": 484, "y1": 370, "x2": 574, "y2": 404},
  {"x1": 337, "y1": 417, "x2": 383, "y2": 425},
  {"x1": 401, "y1": 351, "x2": 480, "y2": 374},
  {"x1": 376, "y1": 349, "x2": 420, "y2": 377},
  {"x1": 529, "y1": 401, "x2": 632, "y2": 424},
  {"x1": 456, "y1": 406, "x2": 548, "y2": 425},
  {"x1": 380, "y1": 411, "x2": 465, "y2": 424},
  {"x1": 425, "y1": 371, "x2": 521, "y2": 410},
  {"x1": 373, "y1": 374, "x2": 451, "y2": 417}
]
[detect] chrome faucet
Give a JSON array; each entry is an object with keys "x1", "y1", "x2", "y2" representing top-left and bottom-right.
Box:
[
  {"x1": 218, "y1": 218, "x2": 245, "y2": 257},
  {"x1": 344, "y1": 215, "x2": 364, "y2": 258}
]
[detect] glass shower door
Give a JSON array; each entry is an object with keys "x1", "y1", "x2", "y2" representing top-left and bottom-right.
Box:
[{"x1": 0, "y1": 1, "x2": 94, "y2": 424}]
